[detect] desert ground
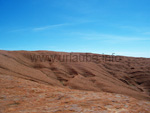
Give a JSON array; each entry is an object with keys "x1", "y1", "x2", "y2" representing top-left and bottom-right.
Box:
[{"x1": 0, "y1": 50, "x2": 150, "y2": 113}]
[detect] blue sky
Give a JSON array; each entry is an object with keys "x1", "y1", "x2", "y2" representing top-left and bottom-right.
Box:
[{"x1": 0, "y1": 0, "x2": 150, "y2": 57}]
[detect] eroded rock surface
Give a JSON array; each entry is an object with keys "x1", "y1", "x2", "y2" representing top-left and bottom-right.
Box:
[
  {"x1": 0, "y1": 75, "x2": 150, "y2": 113},
  {"x1": 0, "y1": 50, "x2": 150, "y2": 100}
]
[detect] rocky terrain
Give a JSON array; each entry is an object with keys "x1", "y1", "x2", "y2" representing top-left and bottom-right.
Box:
[
  {"x1": 1, "y1": 74, "x2": 150, "y2": 113},
  {"x1": 0, "y1": 50, "x2": 150, "y2": 112}
]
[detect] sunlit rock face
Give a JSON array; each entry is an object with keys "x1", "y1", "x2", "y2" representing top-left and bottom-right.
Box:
[{"x1": 0, "y1": 50, "x2": 150, "y2": 102}]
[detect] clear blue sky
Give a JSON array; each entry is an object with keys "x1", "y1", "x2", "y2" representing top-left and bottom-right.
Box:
[{"x1": 0, "y1": 0, "x2": 150, "y2": 57}]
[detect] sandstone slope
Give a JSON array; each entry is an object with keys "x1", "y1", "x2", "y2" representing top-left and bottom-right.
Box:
[
  {"x1": 1, "y1": 74, "x2": 150, "y2": 113},
  {"x1": 0, "y1": 50, "x2": 150, "y2": 101}
]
